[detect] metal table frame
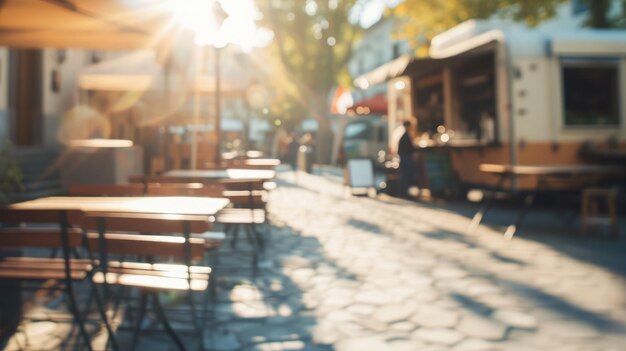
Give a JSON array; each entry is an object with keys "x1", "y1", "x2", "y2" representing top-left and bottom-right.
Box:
[{"x1": 469, "y1": 164, "x2": 626, "y2": 239}]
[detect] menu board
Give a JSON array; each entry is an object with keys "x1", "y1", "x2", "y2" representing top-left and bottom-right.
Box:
[
  {"x1": 422, "y1": 152, "x2": 455, "y2": 192},
  {"x1": 346, "y1": 158, "x2": 375, "y2": 189}
]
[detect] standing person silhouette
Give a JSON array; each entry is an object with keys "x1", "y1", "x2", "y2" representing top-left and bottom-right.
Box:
[
  {"x1": 286, "y1": 132, "x2": 299, "y2": 171},
  {"x1": 398, "y1": 121, "x2": 416, "y2": 197}
]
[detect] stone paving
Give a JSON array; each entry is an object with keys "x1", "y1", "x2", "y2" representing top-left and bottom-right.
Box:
[{"x1": 3, "y1": 167, "x2": 626, "y2": 350}]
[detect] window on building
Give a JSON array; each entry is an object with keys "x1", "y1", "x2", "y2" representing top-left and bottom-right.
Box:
[
  {"x1": 377, "y1": 123, "x2": 387, "y2": 142},
  {"x1": 344, "y1": 121, "x2": 371, "y2": 140},
  {"x1": 392, "y1": 42, "x2": 400, "y2": 59},
  {"x1": 562, "y1": 62, "x2": 620, "y2": 127}
]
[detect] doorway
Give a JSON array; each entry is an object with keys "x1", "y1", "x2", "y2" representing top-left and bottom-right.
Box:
[{"x1": 8, "y1": 49, "x2": 43, "y2": 147}]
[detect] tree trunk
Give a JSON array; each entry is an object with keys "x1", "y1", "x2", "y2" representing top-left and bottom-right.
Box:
[
  {"x1": 587, "y1": 0, "x2": 612, "y2": 28},
  {"x1": 315, "y1": 117, "x2": 333, "y2": 164},
  {"x1": 331, "y1": 115, "x2": 349, "y2": 165},
  {"x1": 308, "y1": 90, "x2": 334, "y2": 165}
]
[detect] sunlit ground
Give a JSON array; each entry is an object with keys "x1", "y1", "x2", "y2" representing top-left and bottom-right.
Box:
[{"x1": 5, "y1": 167, "x2": 626, "y2": 350}]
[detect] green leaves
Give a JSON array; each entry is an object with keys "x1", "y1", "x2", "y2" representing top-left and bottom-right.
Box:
[
  {"x1": 392, "y1": 0, "x2": 568, "y2": 52},
  {"x1": 257, "y1": 0, "x2": 362, "y2": 118}
]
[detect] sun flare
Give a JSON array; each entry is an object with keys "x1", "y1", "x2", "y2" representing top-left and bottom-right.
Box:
[{"x1": 166, "y1": 0, "x2": 273, "y2": 50}]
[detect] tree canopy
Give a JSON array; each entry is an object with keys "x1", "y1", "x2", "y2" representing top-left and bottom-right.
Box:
[
  {"x1": 583, "y1": 0, "x2": 626, "y2": 28},
  {"x1": 255, "y1": 0, "x2": 365, "y2": 162},
  {"x1": 258, "y1": 0, "x2": 361, "y2": 116},
  {"x1": 392, "y1": 0, "x2": 567, "y2": 54},
  {"x1": 391, "y1": 0, "x2": 626, "y2": 55}
]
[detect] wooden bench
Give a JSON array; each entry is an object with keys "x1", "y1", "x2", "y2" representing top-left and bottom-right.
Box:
[
  {"x1": 69, "y1": 183, "x2": 145, "y2": 197},
  {"x1": 129, "y1": 179, "x2": 269, "y2": 274},
  {"x1": 130, "y1": 175, "x2": 267, "y2": 189},
  {"x1": 146, "y1": 184, "x2": 266, "y2": 208},
  {"x1": 70, "y1": 186, "x2": 227, "y2": 252},
  {"x1": 0, "y1": 209, "x2": 115, "y2": 351},
  {"x1": 142, "y1": 183, "x2": 267, "y2": 274},
  {"x1": 85, "y1": 232, "x2": 208, "y2": 289},
  {"x1": 81, "y1": 211, "x2": 212, "y2": 350},
  {"x1": 0, "y1": 227, "x2": 90, "y2": 280}
]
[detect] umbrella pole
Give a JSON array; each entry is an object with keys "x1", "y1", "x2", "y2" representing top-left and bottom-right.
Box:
[
  {"x1": 191, "y1": 46, "x2": 202, "y2": 170},
  {"x1": 214, "y1": 46, "x2": 222, "y2": 166}
]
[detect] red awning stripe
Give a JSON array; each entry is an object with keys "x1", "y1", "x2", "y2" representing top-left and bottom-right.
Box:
[{"x1": 349, "y1": 94, "x2": 387, "y2": 114}]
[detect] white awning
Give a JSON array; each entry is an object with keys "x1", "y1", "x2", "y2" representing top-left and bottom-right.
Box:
[
  {"x1": 551, "y1": 31, "x2": 626, "y2": 56},
  {"x1": 353, "y1": 55, "x2": 413, "y2": 89}
]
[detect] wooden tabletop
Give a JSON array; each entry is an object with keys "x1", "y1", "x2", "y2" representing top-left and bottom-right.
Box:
[
  {"x1": 242, "y1": 159, "x2": 281, "y2": 167},
  {"x1": 5, "y1": 196, "x2": 230, "y2": 216},
  {"x1": 479, "y1": 164, "x2": 626, "y2": 177},
  {"x1": 165, "y1": 169, "x2": 276, "y2": 181}
]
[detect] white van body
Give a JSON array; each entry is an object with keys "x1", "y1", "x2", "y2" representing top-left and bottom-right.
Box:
[
  {"x1": 385, "y1": 19, "x2": 626, "y2": 189},
  {"x1": 341, "y1": 115, "x2": 388, "y2": 165}
]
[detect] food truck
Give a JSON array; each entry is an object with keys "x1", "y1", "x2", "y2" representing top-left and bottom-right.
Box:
[{"x1": 356, "y1": 20, "x2": 626, "y2": 193}]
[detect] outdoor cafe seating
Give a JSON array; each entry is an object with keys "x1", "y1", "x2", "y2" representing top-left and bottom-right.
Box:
[
  {"x1": 0, "y1": 211, "x2": 108, "y2": 351},
  {"x1": 0, "y1": 158, "x2": 278, "y2": 350},
  {"x1": 81, "y1": 211, "x2": 212, "y2": 350},
  {"x1": 127, "y1": 175, "x2": 273, "y2": 274},
  {"x1": 69, "y1": 181, "x2": 267, "y2": 272},
  {"x1": 0, "y1": 197, "x2": 224, "y2": 351},
  {"x1": 470, "y1": 163, "x2": 626, "y2": 239}
]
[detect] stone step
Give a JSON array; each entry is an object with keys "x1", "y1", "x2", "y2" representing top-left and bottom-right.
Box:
[
  {"x1": 13, "y1": 187, "x2": 63, "y2": 202},
  {"x1": 21, "y1": 179, "x2": 61, "y2": 192},
  {"x1": 9, "y1": 148, "x2": 62, "y2": 201}
]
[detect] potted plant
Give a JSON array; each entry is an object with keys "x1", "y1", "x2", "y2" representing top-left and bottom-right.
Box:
[
  {"x1": 0, "y1": 142, "x2": 23, "y2": 339},
  {"x1": 0, "y1": 141, "x2": 22, "y2": 204}
]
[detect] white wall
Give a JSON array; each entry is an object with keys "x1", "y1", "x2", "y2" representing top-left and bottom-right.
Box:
[
  {"x1": 42, "y1": 49, "x2": 121, "y2": 146},
  {"x1": 42, "y1": 49, "x2": 80, "y2": 146},
  {"x1": 510, "y1": 55, "x2": 626, "y2": 148},
  {"x1": 510, "y1": 58, "x2": 554, "y2": 143}
]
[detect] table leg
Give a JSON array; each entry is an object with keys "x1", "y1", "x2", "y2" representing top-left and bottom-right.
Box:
[
  {"x1": 0, "y1": 279, "x2": 21, "y2": 342},
  {"x1": 469, "y1": 174, "x2": 508, "y2": 233},
  {"x1": 153, "y1": 292, "x2": 186, "y2": 351},
  {"x1": 504, "y1": 176, "x2": 546, "y2": 240}
]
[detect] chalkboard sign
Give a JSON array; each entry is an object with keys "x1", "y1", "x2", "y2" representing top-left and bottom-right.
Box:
[
  {"x1": 422, "y1": 152, "x2": 455, "y2": 192},
  {"x1": 346, "y1": 158, "x2": 375, "y2": 189}
]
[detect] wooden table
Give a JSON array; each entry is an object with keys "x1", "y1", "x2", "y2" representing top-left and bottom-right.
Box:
[
  {"x1": 3, "y1": 196, "x2": 231, "y2": 235},
  {"x1": 1, "y1": 196, "x2": 230, "y2": 345},
  {"x1": 219, "y1": 159, "x2": 281, "y2": 170},
  {"x1": 164, "y1": 169, "x2": 275, "y2": 182},
  {"x1": 470, "y1": 164, "x2": 626, "y2": 239},
  {"x1": 6, "y1": 196, "x2": 229, "y2": 217},
  {"x1": 0, "y1": 196, "x2": 230, "y2": 346},
  {"x1": 243, "y1": 158, "x2": 280, "y2": 167},
  {"x1": 235, "y1": 159, "x2": 281, "y2": 170}
]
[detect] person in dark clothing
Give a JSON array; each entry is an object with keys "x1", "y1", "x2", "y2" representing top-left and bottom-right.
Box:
[
  {"x1": 286, "y1": 133, "x2": 299, "y2": 171},
  {"x1": 398, "y1": 121, "x2": 416, "y2": 197}
]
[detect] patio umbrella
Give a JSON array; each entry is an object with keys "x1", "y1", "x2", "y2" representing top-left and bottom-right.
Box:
[
  {"x1": 0, "y1": 0, "x2": 172, "y2": 49},
  {"x1": 78, "y1": 50, "x2": 164, "y2": 91},
  {"x1": 77, "y1": 48, "x2": 251, "y2": 169},
  {"x1": 78, "y1": 50, "x2": 249, "y2": 95}
]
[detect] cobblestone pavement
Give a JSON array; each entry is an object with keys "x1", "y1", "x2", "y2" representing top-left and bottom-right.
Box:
[{"x1": 4, "y1": 168, "x2": 626, "y2": 350}]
